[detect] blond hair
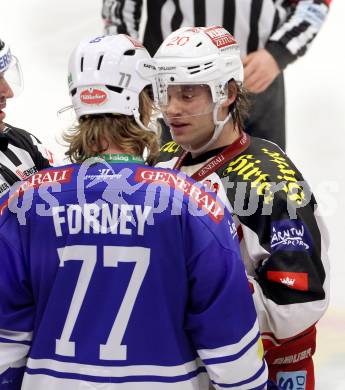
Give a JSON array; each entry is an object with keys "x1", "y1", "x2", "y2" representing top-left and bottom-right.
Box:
[{"x1": 63, "y1": 89, "x2": 160, "y2": 165}]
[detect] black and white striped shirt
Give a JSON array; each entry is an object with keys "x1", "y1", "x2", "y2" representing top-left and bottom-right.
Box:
[
  {"x1": 102, "y1": 0, "x2": 330, "y2": 69},
  {"x1": 0, "y1": 124, "x2": 54, "y2": 197}
]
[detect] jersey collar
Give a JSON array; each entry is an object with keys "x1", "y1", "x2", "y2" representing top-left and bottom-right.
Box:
[
  {"x1": 182, "y1": 146, "x2": 227, "y2": 166},
  {"x1": 94, "y1": 153, "x2": 145, "y2": 164}
]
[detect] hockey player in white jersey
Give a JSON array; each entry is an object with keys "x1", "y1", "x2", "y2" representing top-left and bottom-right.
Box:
[
  {"x1": 0, "y1": 34, "x2": 268, "y2": 389},
  {"x1": 155, "y1": 26, "x2": 329, "y2": 390}
]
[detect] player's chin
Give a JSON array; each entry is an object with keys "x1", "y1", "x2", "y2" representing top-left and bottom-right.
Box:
[{"x1": 171, "y1": 133, "x2": 191, "y2": 146}]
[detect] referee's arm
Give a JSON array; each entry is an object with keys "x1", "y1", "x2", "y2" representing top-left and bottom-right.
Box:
[{"x1": 266, "y1": 0, "x2": 332, "y2": 71}]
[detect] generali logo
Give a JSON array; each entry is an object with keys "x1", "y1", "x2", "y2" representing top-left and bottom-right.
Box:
[
  {"x1": 0, "y1": 168, "x2": 74, "y2": 216},
  {"x1": 135, "y1": 168, "x2": 224, "y2": 223},
  {"x1": 80, "y1": 88, "x2": 107, "y2": 105}
]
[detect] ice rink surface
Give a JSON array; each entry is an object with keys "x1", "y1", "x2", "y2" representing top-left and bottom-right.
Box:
[{"x1": 1, "y1": 0, "x2": 344, "y2": 388}]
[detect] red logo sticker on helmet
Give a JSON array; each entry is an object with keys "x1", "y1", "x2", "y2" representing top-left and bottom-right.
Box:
[
  {"x1": 126, "y1": 35, "x2": 144, "y2": 48},
  {"x1": 80, "y1": 88, "x2": 107, "y2": 105},
  {"x1": 203, "y1": 26, "x2": 237, "y2": 49}
]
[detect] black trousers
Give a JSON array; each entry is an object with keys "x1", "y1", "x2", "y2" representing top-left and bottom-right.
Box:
[{"x1": 245, "y1": 73, "x2": 286, "y2": 151}]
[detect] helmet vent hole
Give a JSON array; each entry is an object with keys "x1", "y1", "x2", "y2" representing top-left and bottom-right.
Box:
[
  {"x1": 204, "y1": 62, "x2": 214, "y2": 71},
  {"x1": 80, "y1": 57, "x2": 84, "y2": 72},
  {"x1": 124, "y1": 49, "x2": 135, "y2": 56},
  {"x1": 106, "y1": 85, "x2": 124, "y2": 94},
  {"x1": 70, "y1": 88, "x2": 77, "y2": 97},
  {"x1": 196, "y1": 42, "x2": 203, "y2": 47},
  {"x1": 126, "y1": 96, "x2": 130, "y2": 100},
  {"x1": 188, "y1": 65, "x2": 201, "y2": 75},
  {"x1": 97, "y1": 55, "x2": 104, "y2": 70}
]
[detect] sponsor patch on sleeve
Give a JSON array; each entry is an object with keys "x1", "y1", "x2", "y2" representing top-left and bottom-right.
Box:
[
  {"x1": 277, "y1": 370, "x2": 307, "y2": 390},
  {"x1": 267, "y1": 271, "x2": 308, "y2": 291},
  {"x1": 271, "y1": 220, "x2": 313, "y2": 253}
]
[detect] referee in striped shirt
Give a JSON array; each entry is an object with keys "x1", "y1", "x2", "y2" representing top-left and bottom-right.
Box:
[
  {"x1": 0, "y1": 38, "x2": 54, "y2": 198},
  {"x1": 102, "y1": 0, "x2": 331, "y2": 150}
]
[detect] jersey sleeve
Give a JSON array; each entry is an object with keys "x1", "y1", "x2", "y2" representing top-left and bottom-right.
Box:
[
  {"x1": 238, "y1": 185, "x2": 329, "y2": 343},
  {"x1": 266, "y1": 0, "x2": 331, "y2": 70},
  {"x1": 0, "y1": 229, "x2": 34, "y2": 389},
  {"x1": 183, "y1": 208, "x2": 268, "y2": 389},
  {"x1": 102, "y1": 0, "x2": 143, "y2": 38}
]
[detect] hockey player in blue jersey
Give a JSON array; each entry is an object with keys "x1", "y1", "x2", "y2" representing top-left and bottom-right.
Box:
[{"x1": 0, "y1": 34, "x2": 267, "y2": 389}]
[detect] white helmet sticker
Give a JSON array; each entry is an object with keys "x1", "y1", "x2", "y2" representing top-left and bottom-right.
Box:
[{"x1": 0, "y1": 48, "x2": 12, "y2": 73}]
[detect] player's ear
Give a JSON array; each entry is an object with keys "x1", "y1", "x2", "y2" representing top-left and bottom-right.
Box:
[{"x1": 221, "y1": 80, "x2": 237, "y2": 108}]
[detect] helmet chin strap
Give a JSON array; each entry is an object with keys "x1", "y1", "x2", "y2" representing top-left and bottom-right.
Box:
[{"x1": 176, "y1": 102, "x2": 232, "y2": 154}]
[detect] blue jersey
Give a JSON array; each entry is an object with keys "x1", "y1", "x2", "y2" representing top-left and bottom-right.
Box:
[{"x1": 0, "y1": 160, "x2": 267, "y2": 389}]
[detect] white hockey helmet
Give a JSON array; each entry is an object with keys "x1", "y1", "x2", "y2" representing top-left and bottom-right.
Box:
[
  {"x1": 154, "y1": 26, "x2": 243, "y2": 107},
  {"x1": 68, "y1": 34, "x2": 157, "y2": 126},
  {"x1": 0, "y1": 39, "x2": 23, "y2": 96},
  {"x1": 154, "y1": 26, "x2": 243, "y2": 153}
]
